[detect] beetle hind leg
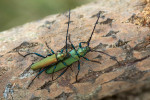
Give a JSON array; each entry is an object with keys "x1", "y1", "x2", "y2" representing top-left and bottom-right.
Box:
[
  {"x1": 83, "y1": 57, "x2": 101, "y2": 64},
  {"x1": 76, "y1": 61, "x2": 80, "y2": 82},
  {"x1": 27, "y1": 66, "x2": 50, "y2": 88},
  {"x1": 18, "y1": 51, "x2": 46, "y2": 58},
  {"x1": 91, "y1": 50, "x2": 120, "y2": 65}
]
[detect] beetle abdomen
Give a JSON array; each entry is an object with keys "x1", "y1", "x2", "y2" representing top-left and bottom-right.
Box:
[{"x1": 31, "y1": 54, "x2": 57, "y2": 70}]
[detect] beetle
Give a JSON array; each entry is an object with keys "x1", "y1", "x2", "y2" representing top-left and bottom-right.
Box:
[
  {"x1": 19, "y1": 10, "x2": 119, "y2": 88},
  {"x1": 45, "y1": 11, "x2": 119, "y2": 81}
]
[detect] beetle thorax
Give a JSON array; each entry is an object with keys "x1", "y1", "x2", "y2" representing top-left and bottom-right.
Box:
[
  {"x1": 56, "y1": 52, "x2": 67, "y2": 61},
  {"x1": 77, "y1": 46, "x2": 90, "y2": 57}
]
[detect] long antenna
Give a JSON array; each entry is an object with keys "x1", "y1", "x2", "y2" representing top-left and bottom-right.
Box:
[
  {"x1": 66, "y1": 9, "x2": 71, "y2": 54},
  {"x1": 87, "y1": 11, "x2": 100, "y2": 46}
]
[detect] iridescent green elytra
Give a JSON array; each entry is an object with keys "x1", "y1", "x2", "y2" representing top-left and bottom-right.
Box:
[
  {"x1": 46, "y1": 46, "x2": 90, "y2": 73},
  {"x1": 31, "y1": 52, "x2": 67, "y2": 70}
]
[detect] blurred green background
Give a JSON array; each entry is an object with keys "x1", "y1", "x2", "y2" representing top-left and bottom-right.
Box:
[{"x1": 0, "y1": 0, "x2": 93, "y2": 32}]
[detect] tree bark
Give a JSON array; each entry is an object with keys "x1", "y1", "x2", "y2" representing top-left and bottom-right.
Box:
[{"x1": 0, "y1": 0, "x2": 150, "y2": 100}]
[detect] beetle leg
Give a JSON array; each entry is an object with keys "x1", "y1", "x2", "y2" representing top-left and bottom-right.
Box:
[
  {"x1": 27, "y1": 66, "x2": 49, "y2": 89},
  {"x1": 18, "y1": 51, "x2": 46, "y2": 58},
  {"x1": 60, "y1": 49, "x2": 64, "y2": 53},
  {"x1": 45, "y1": 42, "x2": 55, "y2": 54},
  {"x1": 52, "y1": 65, "x2": 57, "y2": 81},
  {"x1": 83, "y1": 57, "x2": 101, "y2": 64},
  {"x1": 76, "y1": 61, "x2": 80, "y2": 82},
  {"x1": 53, "y1": 66, "x2": 69, "y2": 81},
  {"x1": 32, "y1": 53, "x2": 46, "y2": 58},
  {"x1": 91, "y1": 50, "x2": 120, "y2": 65},
  {"x1": 62, "y1": 62, "x2": 73, "y2": 72},
  {"x1": 69, "y1": 66, "x2": 73, "y2": 72},
  {"x1": 37, "y1": 68, "x2": 45, "y2": 79},
  {"x1": 20, "y1": 63, "x2": 34, "y2": 76},
  {"x1": 46, "y1": 53, "x2": 53, "y2": 57},
  {"x1": 51, "y1": 62, "x2": 73, "y2": 81},
  {"x1": 50, "y1": 63, "x2": 73, "y2": 81},
  {"x1": 79, "y1": 42, "x2": 87, "y2": 48}
]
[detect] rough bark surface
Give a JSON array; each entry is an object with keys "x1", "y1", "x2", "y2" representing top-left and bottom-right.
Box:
[{"x1": 0, "y1": 0, "x2": 150, "y2": 100}]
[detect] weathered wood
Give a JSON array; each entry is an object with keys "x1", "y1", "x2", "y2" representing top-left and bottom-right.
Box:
[{"x1": 0, "y1": 0, "x2": 150, "y2": 100}]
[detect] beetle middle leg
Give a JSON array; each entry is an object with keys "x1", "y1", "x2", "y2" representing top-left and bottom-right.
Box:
[
  {"x1": 51, "y1": 65, "x2": 70, "y2": 81},
  {"x1": 76, "y1": 61, "x2": 80, "y2": 82},
  {"x1": 68, "y1": 34, "x2": 83, "y2": 82},
  {"x1": 51, "y1": 61, "x2": 73, "y2": 81}
]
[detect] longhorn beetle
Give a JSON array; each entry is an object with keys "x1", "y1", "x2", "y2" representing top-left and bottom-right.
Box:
[{"x1": 19, "y1": 10, "x2": 119, "y2": 88}]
